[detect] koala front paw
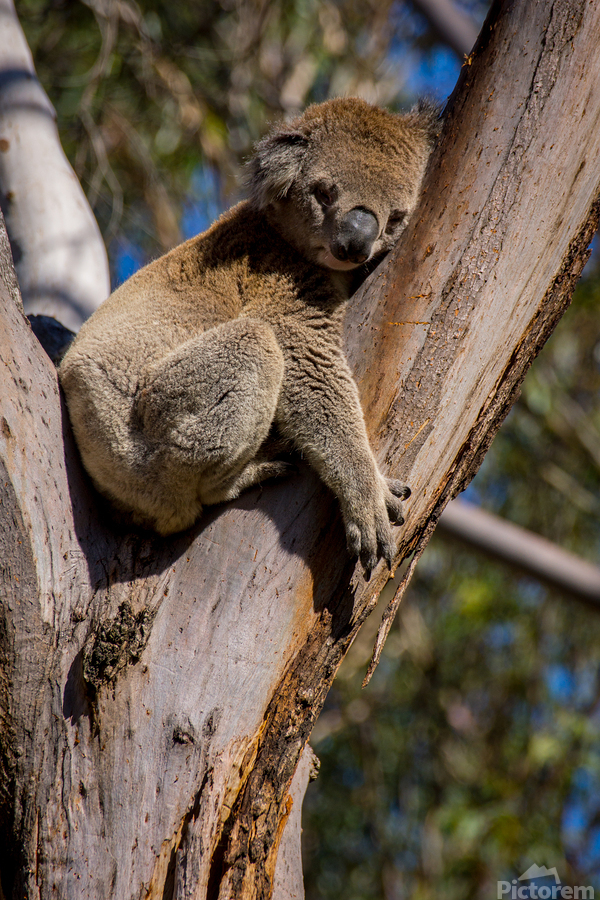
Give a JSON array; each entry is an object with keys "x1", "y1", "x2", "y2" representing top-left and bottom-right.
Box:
[
  {"x1": 345, "y1": 513, "x2": 394, "y2": 573},
  {"x1": 345, "y1": 480, "x2": 410, "y2": 574}
]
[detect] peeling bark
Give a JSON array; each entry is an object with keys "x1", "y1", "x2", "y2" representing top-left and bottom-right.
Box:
[{"x1": 1, "y1": 1, "x2": 600, "y2": 897}]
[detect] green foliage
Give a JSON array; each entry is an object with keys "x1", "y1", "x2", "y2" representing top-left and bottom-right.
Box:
[{"x1": 304, "y1": 268, "x2": 600, "y2": 899}]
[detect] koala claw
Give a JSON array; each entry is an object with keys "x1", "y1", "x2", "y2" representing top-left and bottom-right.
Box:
[
  {"x1": 346, "y1": 522, "x2": 362, "y2": 559},
  {"x1": 384, "y1": 481, "x2": 409, "y2": 526},
  {"x1": 346, "y1": 504, "x2": 398, "y2": 574},
  {"x1": 387, "y1": 478, "x2": 411, "y2": 500},
  {"x1": 359, "y1": 543, "x2": 378, "y2": 576},
  {"x1": 386, "y1": 506, "x2": 405, "y2": 526},
  {"x1": 358, "y1": 537, "x2": 393, "y2": 576},
  {"x1": 378, "y1": 526, "x2": 396, "y2": 572}
]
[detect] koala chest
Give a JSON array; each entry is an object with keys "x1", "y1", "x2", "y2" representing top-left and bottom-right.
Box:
[{"x1": 237, "y1": 258, "x2": 345, "y2": 337}]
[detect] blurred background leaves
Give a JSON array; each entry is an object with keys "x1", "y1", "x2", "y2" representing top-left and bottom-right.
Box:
[{"x1": 15, "y1": 1, "x2": 600, "y2": 897}]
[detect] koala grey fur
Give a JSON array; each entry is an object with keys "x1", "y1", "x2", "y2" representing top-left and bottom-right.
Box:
[{"x1": 59, "y1": 97, "x2": 438, "y2": 571}]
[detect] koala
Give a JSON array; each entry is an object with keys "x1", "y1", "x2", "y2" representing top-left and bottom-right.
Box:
[{"x1": 59, "y1": 97, "x2": 438, "y2": 571}]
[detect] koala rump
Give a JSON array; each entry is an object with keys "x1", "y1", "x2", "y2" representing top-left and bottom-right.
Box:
[{"x1": 59, "y1": 97, "x2": 437, "y2": 571}]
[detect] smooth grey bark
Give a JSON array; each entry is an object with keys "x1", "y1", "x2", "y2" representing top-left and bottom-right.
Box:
[{"x1": 0, "y1": 0, "x2": 110, "y2": 331}]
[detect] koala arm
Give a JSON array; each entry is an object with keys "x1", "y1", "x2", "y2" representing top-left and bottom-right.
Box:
[{"x1": 274, "y1": 328, "x2": 407, "y2": 570}]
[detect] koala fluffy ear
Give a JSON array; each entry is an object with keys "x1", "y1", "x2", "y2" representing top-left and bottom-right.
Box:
[
  {"x1": 406, "y1": 99, "x2": 443, "y2": 146},
  {"x1": 248, "y1": 130, "x2": 309, "y2": 209}
]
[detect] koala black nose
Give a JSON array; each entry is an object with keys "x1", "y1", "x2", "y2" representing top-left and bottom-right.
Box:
[{"x1": 331, "y1": 208, "x2": 379, "y2": 264}]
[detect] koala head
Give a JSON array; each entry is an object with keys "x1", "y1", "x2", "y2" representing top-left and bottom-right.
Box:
[{"x1": 249, "y1": 97, "x2": 439, "y2": 271}]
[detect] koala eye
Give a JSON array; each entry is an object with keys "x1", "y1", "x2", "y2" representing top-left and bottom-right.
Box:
[
  {"x1": 313, "y1": 184, "x2": 336, "y2": 208},
  {"x1": 385, "y1": 210, "x2": 407, "y2": 233}
]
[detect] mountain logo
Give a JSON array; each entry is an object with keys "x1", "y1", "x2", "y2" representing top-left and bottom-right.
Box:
[
  {"x1": 497, "y1": 864, "x2": 594, "y2": 899},
  {"x1": 519, "y1": 866, "x2": 561, "y2": 885}
]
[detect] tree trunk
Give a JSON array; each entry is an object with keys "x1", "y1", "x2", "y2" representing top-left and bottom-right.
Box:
[
  {"x1": 1, "y1": 1, "x2": 599, "y2": 898},
  {"x1": 0, "y1": 0, "x2": 110, "y2": 331}
]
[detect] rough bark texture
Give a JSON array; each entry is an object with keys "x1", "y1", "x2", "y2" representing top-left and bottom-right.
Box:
[{"x1": 1, "y1": 0, "x2": 600, "y2": 898}]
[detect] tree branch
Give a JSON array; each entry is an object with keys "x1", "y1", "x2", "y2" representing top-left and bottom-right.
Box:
[
  {"x1": 410, "y1": 0, "x2": 479, "y2": 58},
  {"x1": 0, "y1": 0, "x2": 109, "y2": 330},
  {"x1": 438, "y1": 499, "x2": 600, "y2": 606}
]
